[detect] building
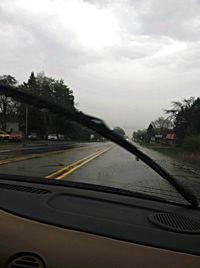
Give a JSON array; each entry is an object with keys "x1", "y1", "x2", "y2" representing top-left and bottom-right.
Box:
[{"x1": 165, "y1": 133, "x2": 175, "y2": 145}]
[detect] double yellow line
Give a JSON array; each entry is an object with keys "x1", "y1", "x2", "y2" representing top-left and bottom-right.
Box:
[
  {"x1": 45, "y1": 146, "x2": 112, "y2": 180},
  {"x1": 0, "y1": 149, "x2": 71, "y2": 166}
]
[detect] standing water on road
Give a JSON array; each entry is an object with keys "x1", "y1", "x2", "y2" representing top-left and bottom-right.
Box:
[{"x1": 138, "y1": 144, "x2": 200, "y2": 202}]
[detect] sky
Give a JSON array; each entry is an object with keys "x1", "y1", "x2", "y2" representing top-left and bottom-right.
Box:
[{"x1": 0, "y1": 0, "x2": 200, "y2": 134}]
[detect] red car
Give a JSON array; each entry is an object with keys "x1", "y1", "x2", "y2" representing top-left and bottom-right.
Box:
[{"x1": 9, "y1": 131, "x2": 25, "y2": 141}]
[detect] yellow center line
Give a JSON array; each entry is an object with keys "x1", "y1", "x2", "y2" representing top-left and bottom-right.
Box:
[
  {"x1": 55, "y1": 146, "x2": 112, "y2": 180},
  {"x1": 45, "y1": 148, "x2": 106, "y2": 179},
  {"x1": 0, "y1": 148, "x2": 79, "y2": 166},
  {"x1": 45, "y1": 145, "x2": 113, "y2": 180}
]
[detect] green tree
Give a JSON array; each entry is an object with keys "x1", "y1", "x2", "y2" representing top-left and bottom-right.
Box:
[
  {"x1": 151, "y1": 116, "x2": 174, "y2": 136},
  {"x1": 35, "y1": 73, "x2": 74, "y2": 135},
  {"x1": 17, "y1": 72, "x2": 94, "y2": 141},
  {"x1": 190, "y1": 98, "x2": 200, "y2": 135},
  {"x1": 133, "y1": 129, "x2": 146, "y2": 141},
  {"x1": 0, "y1": 72, "x2": 102, "y2": 141},
  {"x1": 146, "y1": 123, "x2": 155, "y2": 143},
  {"x1": 17, "y1": 72, "x2": 45, "y2": 136},
  {"x1": 165, "y1": 97, "x2": 196, "y2": 146},
  {"x1": 0, "y1": 75, "x2": 18, "y2": 131},
  {"x1": 18, "y1": 72, "x2": 75, "y2": 137},
  {"x1": 113, "y1": 127, "x2": 126, "y2": 137}
]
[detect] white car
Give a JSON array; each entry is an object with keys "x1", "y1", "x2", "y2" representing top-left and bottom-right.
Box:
[{"x1": 47, "y1": 134, "x2": 58, "y2": 141}]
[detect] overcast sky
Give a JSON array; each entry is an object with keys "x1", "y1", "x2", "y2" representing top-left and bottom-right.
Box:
[{"x1": 1, "y1": 0, "x2": 200, "y2": 134}]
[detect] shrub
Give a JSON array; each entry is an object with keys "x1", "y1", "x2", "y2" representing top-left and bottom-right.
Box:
[{"x1": 183, "y1": 135, "x2": 200, "y2": 151}]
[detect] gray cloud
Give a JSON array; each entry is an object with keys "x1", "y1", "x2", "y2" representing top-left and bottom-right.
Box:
[
  {"x1": 0, "y1": 0, "x2": 200, "y2": 132},
  {"x1": 135, "y1": 0, "x2": 200, "y2": 41}
]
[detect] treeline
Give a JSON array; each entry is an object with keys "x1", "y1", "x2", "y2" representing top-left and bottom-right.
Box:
[
  {"x1": 133, "y1": 116, "x2": 174, "y2": 143},
  {"x1": 133, "y1": 97, "x2": 200, "y2": 150},
  {"x1": 0, "y1": 72, "x2": 100, "y2": 141}
]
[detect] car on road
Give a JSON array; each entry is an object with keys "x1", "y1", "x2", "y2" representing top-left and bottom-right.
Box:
[
  {"x1": 47, "y1": 133, "x2": 58, "y2": 141},
  {"x1": 0, "y1": 130, "x2": 9, "y2": 141},
  {"x1": 9, "y1": 131, "x2": 25, "y2": 141}
]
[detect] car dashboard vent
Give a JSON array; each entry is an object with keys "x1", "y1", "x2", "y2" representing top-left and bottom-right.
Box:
[
  {"x1": 0, "y1": 183, "x2": 50, "y2": 194},
  {"x1": 6, "y1": 253, "x2": 45, "y2": 268},
  {"x1": 148, "y1": 212, "x2": 200, "y2": 233}
]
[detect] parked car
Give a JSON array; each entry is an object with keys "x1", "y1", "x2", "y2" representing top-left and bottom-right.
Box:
[
  {"x1": 28, "y1": 133, "x2": 38, "y2": 140},
  {"x1": 9, "y1": 131, "x2": 25, "y2": 141},
  {"x1": 0, "y1": 130, "x2": 9, "y2": 141},
  {"x1": 47, "y1": 134, "x2": 58, "y2": 141}
]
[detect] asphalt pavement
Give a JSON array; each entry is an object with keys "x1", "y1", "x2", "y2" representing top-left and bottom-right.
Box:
[{"x1": 0, "y1": 141, "x2": 199, "y2": 205}]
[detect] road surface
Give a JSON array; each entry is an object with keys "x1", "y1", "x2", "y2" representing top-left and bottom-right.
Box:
[{"x1": 0, "y1": 141, "x2": 199, "y2": 205}]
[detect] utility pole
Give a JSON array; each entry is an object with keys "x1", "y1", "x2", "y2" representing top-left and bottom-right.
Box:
[{"x1": 25, "y1": 105, "x2": 28, "y2": 139}]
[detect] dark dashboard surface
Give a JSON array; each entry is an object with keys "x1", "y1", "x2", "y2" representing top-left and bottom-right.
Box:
[{"x1": 0, "y1": 177, "x2": 199, "y2": 255}]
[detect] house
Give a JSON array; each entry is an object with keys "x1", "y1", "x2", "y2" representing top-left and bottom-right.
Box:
[
  {"x1": 155, "y1": 134, "x2": 163, "y2": 144},
  {"x1": 165, "y1": 133, "x2": 175, "y2": 145}
]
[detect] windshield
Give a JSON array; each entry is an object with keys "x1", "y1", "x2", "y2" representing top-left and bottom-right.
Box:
[{"x1": 0, "y1": 0, "x2": 200, "y2": 207}]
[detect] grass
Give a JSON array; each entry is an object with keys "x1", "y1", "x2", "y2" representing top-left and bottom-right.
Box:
[
  {"x1": 138, "y1": 141, "x2": 183, "y2": 158},
  {"x1": 139, "y1": 141, "x2": 200, "y2": 162},
  {"x1": 151, "y1": 147, "x2": 183, "y2": 157},
  {"x1": 0, "y1": 140, "x2": 13, "y2": 146}
]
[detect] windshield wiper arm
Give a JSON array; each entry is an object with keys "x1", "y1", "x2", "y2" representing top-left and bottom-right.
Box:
[{"x1": 0, "y1": 84, "x2": 198, "y2": 207}]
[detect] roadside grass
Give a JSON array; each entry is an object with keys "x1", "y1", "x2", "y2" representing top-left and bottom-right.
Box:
[
  {"x1": 150, "y1": 147, "x2": 183, "y2": 158},
  {"x1": 138, "y1": 141, "x2": 174, "y2": 149},
  {"x1": 138, "y1": 141, "x2": 200, "y2": 161},
  {"x1": 0, "y1": 140, "x2": 13, "y2": 146}
]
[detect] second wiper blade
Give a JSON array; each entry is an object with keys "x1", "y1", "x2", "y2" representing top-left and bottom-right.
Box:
[{"x1": 0, "y1": 84, "x2": 198, "y2": 207}]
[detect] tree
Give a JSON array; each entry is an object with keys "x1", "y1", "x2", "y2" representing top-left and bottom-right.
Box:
[
  {"x1": 133, "y1": 129, "x2": 146, "y2": 141},
  {"x1": 35, "y1": 73, "x2": 74, "y2": 135},
  {"x1": 17, "y1": 72, "x2": 44, "y2": 135},
  {"x1": 0, "y1": 75, "x2": 18, "y2": 131},
  {"x1": 190, "y1": 98, "x2": 200, "y2": 134},
  {"x1": 0, "y1": 72, "x2": 103, "y2": 141},
  {"x1": 52, "y1": 79, "x2": 74, "y2": 107},
  {"x1": 25, "y1": 72, "x2": 38, "y2": 93},
  {"x1": 152, "y1": 116, "x2": 173, "y2": 130},
  {"x1": 165, "y1": 97, "x2": 197, "y2": 146},
  {"x1": 17, "y1": 72, "x2": 93, "y2": 140},
  {"x1": 146, "y1": 123, "x2": 155, "y2": 143},
  {"x1": 17, "y1": 72, "x2": 76, "y2": 137},
  {"x1": 151, "y1": 116, "x2": 173, "y2": 136},
  {"x1": 113, "y1": 127, "x2": 126, "y2": 137}
]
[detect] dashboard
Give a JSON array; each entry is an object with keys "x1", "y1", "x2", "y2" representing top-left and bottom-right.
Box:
[{"x1": 0, "y1": 176, "x2": 200, "y2": 268}]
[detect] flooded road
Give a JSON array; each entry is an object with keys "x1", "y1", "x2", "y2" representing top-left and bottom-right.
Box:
[
  {"x1": 140, "y1": 145, "x2": 200, "y2": 202},
  {"x1": 141, "y1": 145, "x2": 200, "y2": 178}
]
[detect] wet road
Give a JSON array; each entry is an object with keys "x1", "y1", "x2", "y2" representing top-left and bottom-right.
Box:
[{"x1": 0, "y1": 141, "x2": 200, "y2": 205}]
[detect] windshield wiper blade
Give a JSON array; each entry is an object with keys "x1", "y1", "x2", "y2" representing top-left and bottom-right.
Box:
[{"x1": 0, "y1": 84, "x2": 198, "y2": 207}]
